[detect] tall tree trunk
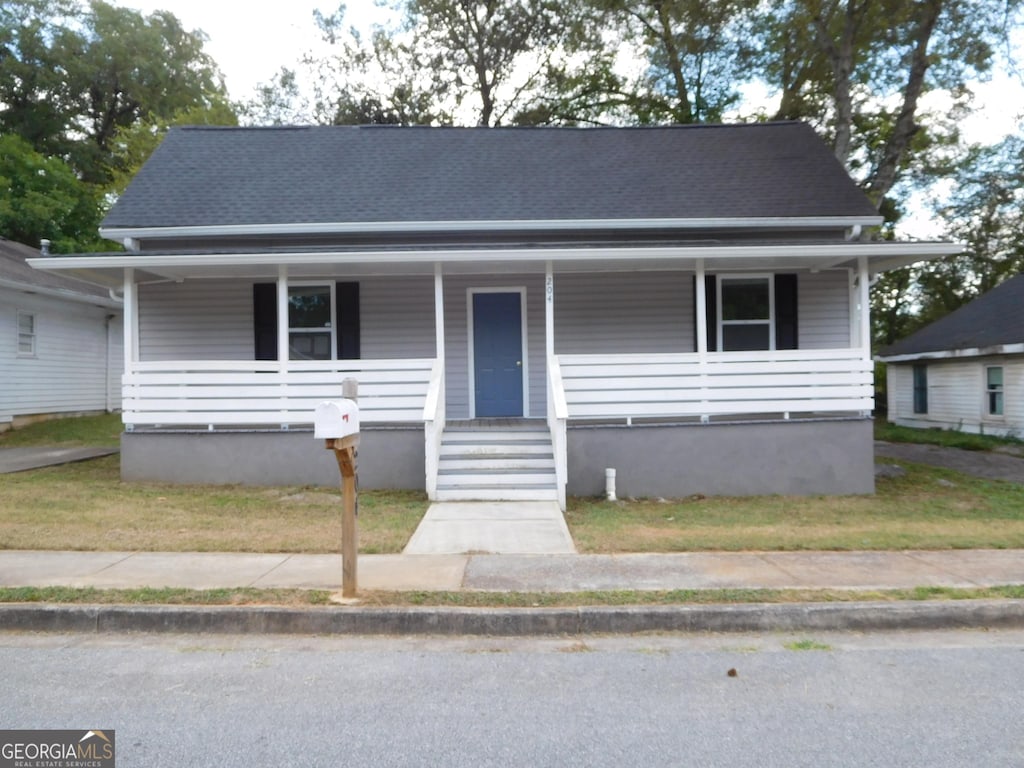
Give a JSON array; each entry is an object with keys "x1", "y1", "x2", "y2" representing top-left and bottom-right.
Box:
[{"x1": 865, "y1": 0, "x2": 943, "y2": 206}]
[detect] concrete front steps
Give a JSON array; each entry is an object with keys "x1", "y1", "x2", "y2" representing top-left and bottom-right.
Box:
[{"x1": 435, "y1": 423, "x2": 559, "y2": 502}]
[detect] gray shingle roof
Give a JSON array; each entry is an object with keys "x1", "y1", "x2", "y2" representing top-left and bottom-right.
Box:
[
  {"x1": 878, "y1": 274, "x2": 1024, "y2": 358},
  {"x1": 102, "y1": 122, "x2": 879, "y2": 230},
  {"x1": 0, "y1": 238, "x2": 111, "y2": 300}
]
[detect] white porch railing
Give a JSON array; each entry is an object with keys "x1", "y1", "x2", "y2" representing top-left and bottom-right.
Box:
[
  {"x1": 122, "y1": 358, "x2": 436, "y2": 429},
  {"x1": 546, "y1": 355, "x2": 569, "y2": 510},
  {"x1": 556, "y1": 349, "x2": 874, "y2": 420},
  {"x1": 422, "y1": 357, "x2": 446, "y2": 499}
]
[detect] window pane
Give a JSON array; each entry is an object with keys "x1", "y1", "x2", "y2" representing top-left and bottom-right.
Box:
[
  {"x1": 722, "y1": 324, "x2": 771, "y2": 351},
  {"x1": 990, "y1": 391, "x2": 1004, "y2": 416},
  {"x1": 912, "y1": 364, "x2": 928, "y2": 414},
  {"x1": 18, "y1": 313, "x2": 34, "y2": 334},
  {"x1": 987, "y1": 367, "x2": 1004, "y2": 415},
  {"x1": 288, "y1": 287, "x2": 332, "y2": 328},
  {"x1": 289, "y1": 332, "x2": 331, "y2": 360},
  {"x1": 722, "y1": 279, "x2": 770, "y2": 321}
]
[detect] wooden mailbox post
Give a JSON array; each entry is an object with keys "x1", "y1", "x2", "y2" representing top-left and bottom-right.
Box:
[{"x1": 314, "y1": 380, "x2": 360, "y2": 599}]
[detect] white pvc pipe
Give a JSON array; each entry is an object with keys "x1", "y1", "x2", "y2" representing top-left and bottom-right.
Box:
[{"x1": 605, "y1": 468, "x2": 617, "y2": 501}]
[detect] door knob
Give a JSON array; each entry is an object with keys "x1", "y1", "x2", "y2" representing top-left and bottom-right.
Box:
[{"x1": 516, "y1": 360, "x2": 522, "y2": 367}]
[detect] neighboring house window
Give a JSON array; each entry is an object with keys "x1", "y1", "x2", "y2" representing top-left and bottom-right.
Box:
[
  {"x1": 986, "y1": 366, "x2": 1004, "y2": 416},
  {"x1": 288, "y1": 285, "x2": 334, "y2": 360},
  {"x1": 17, "y1": 312, "x2": 35, "y2": 356},
  {"x1": 718, "y1": 276, "x2": 773, "y2": 351},
  {"x1": 912, "y1": 364, "x2": 928, "y2": 414}
]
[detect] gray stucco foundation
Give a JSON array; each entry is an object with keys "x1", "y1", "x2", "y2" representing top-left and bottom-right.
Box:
[
  {"x1": 121, "y1": 427, "x2": 425, "y2": 489},
  {"x1": 566, "y1": 418, "x2": 874, "y2": 498}
]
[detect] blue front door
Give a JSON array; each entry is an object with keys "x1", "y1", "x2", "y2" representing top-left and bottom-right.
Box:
[{"x1": 473, "y1": 292, "x2": 524, "y2": 417}]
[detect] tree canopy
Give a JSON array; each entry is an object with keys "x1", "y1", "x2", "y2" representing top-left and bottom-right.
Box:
[{"x1": 0, "y1": 0, "x2": 235, "y2": 251}]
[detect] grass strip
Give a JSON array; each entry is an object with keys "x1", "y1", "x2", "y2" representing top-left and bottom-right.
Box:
[{"x1": 1, "y1": 585, "x2": 1022, "y2": 608}]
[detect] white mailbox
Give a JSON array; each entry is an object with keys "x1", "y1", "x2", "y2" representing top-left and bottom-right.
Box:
[{"x1": 314, "y1": 400, "x2": 360, "y2": 439}]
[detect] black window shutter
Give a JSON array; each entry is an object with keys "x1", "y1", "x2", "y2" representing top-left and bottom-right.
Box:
[
  {"x1": 704, "y1": 275, "x2": 718, "y2": 352},
  {"x1": 336, "y1": 282, "x2": 360, "y2": 359},
  {"x1": 253, "y1": 283, "x2": 277, "y2": 360},
  {"x1": 774, "y1": 274, "x2": 798, "y2": 350}
]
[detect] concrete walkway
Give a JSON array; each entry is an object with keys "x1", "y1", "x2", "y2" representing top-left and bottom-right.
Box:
[
  {"x1": 0, "y1": 446, "x2": 118, "y2": 474},
  {"x1": 1, "y1": 549, "x2": 1022, "y2": 593},
  {"x1": 403, "y1": 501, "x2": 576, "y2": 555}
]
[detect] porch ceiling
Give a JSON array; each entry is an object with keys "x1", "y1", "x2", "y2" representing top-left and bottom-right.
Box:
[{"x1": 28, "y1": 241, "x2": 962, "y2": 289}]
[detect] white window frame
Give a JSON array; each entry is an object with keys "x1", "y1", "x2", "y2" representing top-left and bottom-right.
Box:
[
  {"x1": 17, "y1": 311, "x2": 36, "y2": 357},
  {"x1": 984, "y1": 365, "x2": 1004, "y2": 419},
  {"x1": 287, "y1": 282, "x2": 336, "y2": 361},
  {"x1": 716, "y1": 274, "x2": 775, "y2": 352}
]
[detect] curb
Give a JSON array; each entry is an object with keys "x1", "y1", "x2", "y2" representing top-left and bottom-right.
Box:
[{"x1": 2, "y1": 600, "x2": 1024, "y2": 636}]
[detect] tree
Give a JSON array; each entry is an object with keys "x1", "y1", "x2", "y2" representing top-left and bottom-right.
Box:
[
  {"x1": 0, "y1": 134, "x2": 106, "y2": 253},
  {"x1": 593, "y1": 0, "x2": 758, "y2": 124},
  {"x1": 304, "y1": 0, "x2": 609, "y2": 127},
  {"x1": 914, "y1": 135, "x2": 1024, "y2": 322},
  {"x1": 0, "y1": 0, "x2": 232, "y2": 186},
  {"x1": 754, "y1": 0, "x2": 1023, "y2": 210}
]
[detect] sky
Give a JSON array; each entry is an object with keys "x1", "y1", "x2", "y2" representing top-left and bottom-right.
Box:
[
  {"x1": 123, "y1": 0, "x2": 1022, "y2": 238},
  {"x1": 122, "y1": 0, "x2": 1024, "y2": 144}
]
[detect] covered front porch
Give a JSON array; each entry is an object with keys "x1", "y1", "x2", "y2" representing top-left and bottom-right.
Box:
[{"x1": 31, "y1": 242, "x2": 957, "y2": 505}]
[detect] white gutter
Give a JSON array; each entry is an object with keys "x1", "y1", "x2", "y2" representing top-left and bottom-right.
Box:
[
  {"x1": 99, "y1": 215, "x2": 885, "y2": 242},
  {"x1": 29, "y1": 241, "x2": 962, "y2": 272},
  {"x1": 876, "y1": 343, "x2": 1024, "y2": 363},
  {"x1": 0, "y1": 277, "x2": 123, "y2": 308}
]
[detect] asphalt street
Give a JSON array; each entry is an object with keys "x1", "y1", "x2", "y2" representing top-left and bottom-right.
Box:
[{"x1": 3, "y1": 629, "x2": 1023, "y2": 767}]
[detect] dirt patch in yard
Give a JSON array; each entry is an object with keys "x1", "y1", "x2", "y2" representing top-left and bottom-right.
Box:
[{"x1": 875, "y1": 441, "x2": 1024, "y2": 484}]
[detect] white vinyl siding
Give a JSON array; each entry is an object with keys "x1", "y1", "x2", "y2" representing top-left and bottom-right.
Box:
[
  {"x1": 444, "y1": 273, "x2": 546, "y2": 419},
  {"x1": 886, "y1": 357, "x2": 1024, "y2": 436},
  {"x1": 138, "y1": 279, "x2": 253, "y2": 361},
  {"x1": 360, "y1": 275, "x2": 436, "y2": 359},
  {"x1": 554, "y1": 271, "x2": 694, "y2": 354},
  {"x1": 140, "y1": 277, "x2": 439, "y2": 362},
  {"x1": 799, "y1": 270, "x2": 851, "y2": 349},
  {"x1": 1, "y1": 287, "x2": 122, "y2": 420}
]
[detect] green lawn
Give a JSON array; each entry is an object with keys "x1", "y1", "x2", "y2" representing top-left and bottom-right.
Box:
[{"x1": 2, "y1": 413, "x2": 1023, "y2": 554}]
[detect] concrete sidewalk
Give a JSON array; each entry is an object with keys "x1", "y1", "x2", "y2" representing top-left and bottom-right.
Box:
[{"x1": 1, "y1": 549, "x2": 1022, "y2": 593}]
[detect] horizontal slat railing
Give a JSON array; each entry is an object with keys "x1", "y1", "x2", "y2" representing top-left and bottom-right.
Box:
[
  {"x1": 558, "y1": 349, "x2": 873, "y2": 420},
  {"x1": 123, "y1": 359, "x2": 436, "y2": 428}
]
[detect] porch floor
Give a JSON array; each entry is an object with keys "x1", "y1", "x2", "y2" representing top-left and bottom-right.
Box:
[{"x1": 403, "y1": 501, "x2": 576, "y2": 555}]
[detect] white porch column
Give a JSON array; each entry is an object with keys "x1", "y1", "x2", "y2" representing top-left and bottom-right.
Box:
[
  {"x1": 545, "y1": 260, "x2": 554, "y2": 359},
  {"x1": 122, "y1": 267, "x2": 137, "y2": 373},
  {"x1": 434, "y1": 262, "x2": 445, "y2": 359},
  {"x1": 857, "y1": 255, "x2": 871, "y2": 361},
  {"x1": 694, "y1": 259, "x2": 707, "y2": 357},
  {"x1": 276, "y1": 265, "x2": 288, "y2": 366}
]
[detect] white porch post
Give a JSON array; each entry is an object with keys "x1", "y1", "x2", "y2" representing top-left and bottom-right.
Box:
[
  {"x1": 122, "y1": 267, "x2": 137, "y2": 373},
  {"x1": 434, "y1": 262, "x2": 445, "y2": 359},
  {"x1": 545, "y1": 260, "x2": 554, "y2": 359},
  {"x1": 857, "y1": 255, "x2": 871, "y2": 362},
  {"x1": 276, "y1": 265, "x2": 288, "y2": 366},
  {"x1": 694, "y1": 259, "x2": 707, "y2": 357}
]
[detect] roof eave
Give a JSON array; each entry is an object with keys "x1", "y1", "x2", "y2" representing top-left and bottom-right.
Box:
[
  {"x1": 99, "y1": 215, "x2": 885, "y2": 241},
  {"x1": 0, "y1": 277, "x2": 122, "y2": 308},
  {"x1": 29, "y1": 241, "x2": 962, "y2": 281},
  {"x1": 877, "y1": 343, "x2": 1024, "y2": 363}
]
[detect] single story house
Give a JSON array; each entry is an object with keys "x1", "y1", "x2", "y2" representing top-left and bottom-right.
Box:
[
  {"x1": 877, "y1": 273, "x2": 1024, "y2": 437},
  {"x1": 2, "y1": 237, "x2": 122, "y2": 431},
  {"x1": 30, "y1": 123, "x2": 959, "y2": 505}
]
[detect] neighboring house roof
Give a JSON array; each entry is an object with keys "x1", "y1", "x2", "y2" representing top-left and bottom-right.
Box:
[
  {"x1": 877, "y1": 273, "x2": 1024, "y2": 361},
  {"x1": 101, "y1": 122, "x2": 881, "y2": 231},
  {"x1": 0, "y1": 237, "x2": 117, "y2": 305}
]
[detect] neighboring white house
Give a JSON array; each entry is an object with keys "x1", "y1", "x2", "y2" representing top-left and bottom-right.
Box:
[
  {"x1": 30, "y1": 123, "x2": 960, "y2": 503},
  {"x1": 877, "y1": 274, "x2": 1024, "y2": 438},
  {"x1": 1, "y1": 237, "x2": 123, "y2": 431}
]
